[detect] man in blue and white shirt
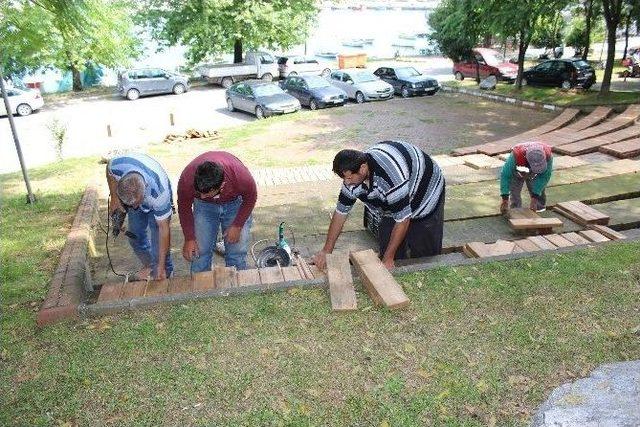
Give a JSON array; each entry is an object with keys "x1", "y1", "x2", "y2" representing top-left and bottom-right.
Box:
[
  {"x1": 106, "y1": 153, "x2": 173, "y2": 280},
  {"x1": 313, "y1": 140, "x2": 445, "y2": 270}
]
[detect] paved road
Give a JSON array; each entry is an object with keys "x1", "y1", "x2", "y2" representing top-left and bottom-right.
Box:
[{"x1": 1, "y1": 57, "x2": 455, "y2": 174}]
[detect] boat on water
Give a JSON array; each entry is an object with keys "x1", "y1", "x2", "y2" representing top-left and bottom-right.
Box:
[
  {"x1": 392, "y1": 40, "x2": 415, "y2": 48},
  {"x1": 316, "y1": 51, "x2": 339, "y2": 58},
  {"x1": 342, "y1": 39, "x2": 365, "y2": 48},
  {"x1": 398, "y1": 32, "x2": 417, "y2": 40}
]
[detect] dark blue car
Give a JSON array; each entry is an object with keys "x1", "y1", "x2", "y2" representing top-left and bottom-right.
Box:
[
  {"x1": 280, "y1": 75, "x2": 348, "y2": 110},
  {"x1": 373, "y1": 66, "x2": 440, "y2": 98}
]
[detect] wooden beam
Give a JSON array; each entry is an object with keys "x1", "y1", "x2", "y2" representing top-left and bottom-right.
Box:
[
  {"x1": 560, "y1": 232, "x2": 591, "y2": 245},
  {"x1": 543, "y1": 234, "x2": 574, "y2": 248},
  {"x1": 513, "y1": 239, "x2": 542, "y2": 252},
  {"x1": 121, "y1": 280, "x2": 147, "y2": 299},
  {"x1": 168, "y1": 276, "x2": 192, "y2": 294},
  {"x1": 508, "y1": 218, "x2": 563, "y2": 230},
  {"x1": 214, "y1": 266, "x2": 237, "y2": 288},
  {"x1": 281, "y1": 266, "x2": 303, "y2": 282},
  {"x1": 193, "y1": 271, "x2": 215, "y2": 292},
  {"x1": 237, "y1": 268, "x2": 261, "y2": 287},
  {"x1": 526, "y1": 235, "x2": 558, "y2": 250},
  {"x1": 259, "y1": 266, "x2": 285, "y2": 284},
  {"x1": 326, "y1": 253, "x2": 357, "y2": 312},
  {"x1": 587, "y1": 224, "x2": 627, "y2": 240},
  {"x1": 349, "y1": 250, "x2": 409, "y2": 310},
  {"x1": 97, "y1": 281, "x2": 124, "y2": 303},
  {"x1": 578, "y1": 229, "x2": 610, "y2": 243},
  {"x1": 144, "y1": 279, "x2": 169, "y2": 297}
]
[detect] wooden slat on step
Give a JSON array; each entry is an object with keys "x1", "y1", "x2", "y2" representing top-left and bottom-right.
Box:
[
  {"x1": 543, "y1": 234, "x2": 574, "y2": 248},
  {"x1": 587, "y1": 224, "x2": 627, "y2": 240},
  {"x1": 578, "y1": 229, "x2": 610, "y2": 243},
  {"x1": 349, "y1": 249, "x2": 409, "y2": 310},
  {"x1": 508, "y1": 218, "x2": 563, "y2": 230},
  {"x1": 97, "y1": 281, "x2": 124, "y2": 303},
  {"x1": 281, "y1": 266, "x2": 303, "y2": 282},
  {"x1": 561, "y1": 232, "x2": 591, "y2": 245},
  {"x1": 192, "y1": 271, "x2": 215, "y2": 292},
  {"x1": 326, "y1": 253, "x2": 357, "y2": 312},
  {"x1": 168, "y1": 276, "x2": 192, "y2": 294},
  {"x1": 259, "y1": 266, "x2": 285, "y2": 284},
  {"x1": 237, "y1": 268, "x2": 261, "y2": 287},
  {"x1": 527, "y1": 235, "x2": 558, "y2": 250},
  {"x1": 121, "y1": 280, "x2": 147, "y2": 299},
  {"x1": 144, "y1": 279, "x2": 169, "y2": 297},
  {"x1": 513, "y1": 239, "x2": 542, "y2": 252},
  {"x1": 214, "y1": 266, "x2": 237, "y2": 288}
]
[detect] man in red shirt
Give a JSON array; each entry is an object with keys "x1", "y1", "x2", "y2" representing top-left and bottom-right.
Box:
[{"x1": 177, "y1": 152, "x2": 257, "y2": 271}]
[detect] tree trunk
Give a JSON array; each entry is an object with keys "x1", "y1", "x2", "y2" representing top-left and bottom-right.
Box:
[
  {"x1": 582, "y1": 0, "x2": 593, "y2": 60},
  {"x1": 70, "y1": 63, "x2": 83, "y2": 92},
  {"x1": 483, "y1": 34, "x2": 492, "y2": 48},
  {"x1": 233, "y1": 39, "x2": 243, "y2": 63},
  {"x1": 622, "y1": 16, "x2": 630, "y2": 59},
  {"x1": 599, "y1": 25, "x2": 617, "y2": 95},
  {"x1": 515, "y1": 29, "x2": 530, "y2": 90}
]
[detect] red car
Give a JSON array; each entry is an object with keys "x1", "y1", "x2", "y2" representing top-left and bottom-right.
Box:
[{"x1": 453, "y1": 48, "x2": 518, "y2": 82}]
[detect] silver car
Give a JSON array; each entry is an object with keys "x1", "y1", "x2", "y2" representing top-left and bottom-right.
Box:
[
  {"x1": 117, "y1": 68, "x2": 189, "y2": 100},
  {"x1": 226, "y1": 80, "x2": 301, "y2": 119},
  {"x1": 327, "y1": 69, "x2": 394, "y2": 103}
]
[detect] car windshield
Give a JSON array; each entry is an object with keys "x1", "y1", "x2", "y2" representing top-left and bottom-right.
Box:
[
  {"x1": 572, "y1": 60, "x2": 591, "y2": 69},
  {"x1": 305, "y1": 76, "x2": 331, "y2": 89},
  {"x1": 252, "y1": 84, "x2": 284, "y2": 97},
  {"x1": 482, "y1": 51, "x2": 506, "y2": 66},
  {"x1": 396, "y1": 67, "x2": 421, "y2": 78},
  {"x1": 351, "y1": 72, "x2": 378, "y2": 83}
]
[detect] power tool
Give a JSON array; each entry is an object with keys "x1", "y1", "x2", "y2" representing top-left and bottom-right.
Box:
[
  {"x1": 251, "y1": 222, "x2": 293, "y2": 268},
  {"x1": 110, "y1": 207, "x2": 137, "y2": 240}
]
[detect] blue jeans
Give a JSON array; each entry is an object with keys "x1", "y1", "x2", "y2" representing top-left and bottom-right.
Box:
[
  {"x1": 191, "y1": 197, "x2": 252, "y2": 272},
  {"x1": 127, "y1": 209, "x2": 174, "y2": 277}
]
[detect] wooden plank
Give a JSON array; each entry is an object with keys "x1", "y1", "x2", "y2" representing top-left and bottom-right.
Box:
[
  {"x1": 561, "y1": 232, "x2": 591, "y2": 245},
  {"x1": 508, "y1": 208, "x2": 540, "y2": 219},
  {"x1": 97, "y1": 281, "x2": 124, "y2": 303},
  {"x1": 451, "y1": 145, "x2": 480, "y2": 156},
  {"x1": 214, "y1": 266, "x2": 237, "y2": 288},
  {"x1": 192, "y1": 271, "x2": 215, "y2": 292},
  {"x1": 578, "y1": 229, "x2": 610, "y2": 243},
  {"x1": 281, "y1": 266, "x2": 303, "y2": 282},
  {"x1": 307, "y1": 264, "x2": 325, "y2": 279},
  {"x1": 463, "y1": 242, "x2": 489, "y2": 258},
  {"x1": 587, "y1": 224, "x2": 627, "y2": 240},
  {"x1": 543, "y1": 234, "x2": 574, "y2": 248},
  {"x1": 513, "y1": 239, "x2": 542, "y2": 252},
  {"x1": 144, "y1": 279, "x2": 169, "y2": 297},
  {"x1": 565, "y1": 201, "x2": 610, "y2": 224},
  {"x1": 552, "y1": 156, "x2": 589, "y2": 170},
  {"x1": 508, "y1": 218, "x2": 563, "y2": 230},
  {"x1": 237, "y1": 268, "x2": 261, "y2": 287},
  {"x1": 553, "y1": 124, "x2": 640, "y2": 156},
  {"x1": 488, "y1": 240, "x2": 524, "y2": 255},
  {"x1": 562, "y1": 106, "x2": 612, "y2": 132},
  {"x1": 599, "y1": 137, "x2": 640, "y2": 159},
  {"x1": 326, "y1": 253, "x2": 357, "y2": 312},
  {"x1": 259, "y1": 266, "x2": 285, "y2": 284},
  {"x1": 168, "y1": 276, "x2": 192, "y2": 294},
  {"x1": 349, "y1": 249, "x2": 409, "y2": 310},
  {"x1": 121, "y1": 280, "x2": 147, "y2": 299},
  {"x1": 461, "y1": 153, "x2": 504, "y2": 169},
  {"x1": 432, "y1": 155, "x2": 466, "y2": 167},
  {"x1": 527, "y1": 235, "x2": 558, "y2": 250}
]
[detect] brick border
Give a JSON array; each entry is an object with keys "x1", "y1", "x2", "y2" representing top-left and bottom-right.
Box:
[{"x1": 37, "y1": 186, "x2": 98, "y2": 326}]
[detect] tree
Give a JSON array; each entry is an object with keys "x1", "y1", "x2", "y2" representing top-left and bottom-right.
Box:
[
  {"x1": 600, "y1": 0, "x2": 624, "y2": 95},
  {"x1": 530, "y1": 12, "x2": 566, "y2": 56},
  {"x1": 138, "y1": 0, "x2": 320, "y2": 65},
  {"x1": 0, "y1": 0, "x2": 140, "y2": 91}
]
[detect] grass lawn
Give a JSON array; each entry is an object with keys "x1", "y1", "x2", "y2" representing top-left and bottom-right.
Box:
[{"x1": 2, "y1": 153, "x2": 640, "y2": 425}]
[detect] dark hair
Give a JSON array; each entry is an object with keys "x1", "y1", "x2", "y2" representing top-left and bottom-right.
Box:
[
  {"x1": 332, "y1": 149, "x2": 367, "y2": 177},
  {"x1": 194, "y1": 161, "x2": 224, "y2": 193}
]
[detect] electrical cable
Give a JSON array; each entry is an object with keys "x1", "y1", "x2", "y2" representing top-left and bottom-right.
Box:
[{"x1": 105, "y1": 195, "x2": 129, "y2": 279}]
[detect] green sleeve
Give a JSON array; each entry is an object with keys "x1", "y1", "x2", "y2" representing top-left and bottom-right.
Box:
[
  {"x1": 531, "y1": 156, "x2": 553, "y2": 197},
  {"x1": 500, "y1": 153, "x2": 515, "y2": 197}
]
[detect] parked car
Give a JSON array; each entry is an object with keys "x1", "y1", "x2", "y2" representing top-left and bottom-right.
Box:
[
  {"x1": 373, "y1": 66, "x2": 440, "y2": 97},
  {"x1": 118, "y1": 68, "x2": 189, "y2": 100},
  {"x1": 453, "y1": 48, "x2": 518, "y2": 82},
  {"x1": 0, "y1": 87, "x2": 44, "y2": 117},
  {"x1": 199, "y1": 51, "x2": 278, "y2": 87},
  {"x1": 277, "y1": 56, "x2": 331, "y2": 79},
  {"x1": 327, "y1": 69, "x2": 394, "y2": 103},
  {"x1": 522, "y1": 59, "x2": 596, "y2": 89},
  {"x1": 226, "y1": 80, "x2": 301, "y2": 119},
  {"x1": 280, "y1": 75, "x2": 347, "y2": 110}
]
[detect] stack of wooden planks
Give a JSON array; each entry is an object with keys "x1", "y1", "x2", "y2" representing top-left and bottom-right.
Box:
[
  {"x1": 552, "y1": 201, "x2": 610, "y2": 226},
  {"x1": 349, "y1": 250, "x2": 410, "y2": 310},
  {"x1": 553, "y1": 124, "x2": 640, "y2": 156},
  {"x1": 507, "y1": 208, "x2": 563, "y2": 234},
  {"x1": 599, "y1": 137, "x2": 640, "y2": 159}
]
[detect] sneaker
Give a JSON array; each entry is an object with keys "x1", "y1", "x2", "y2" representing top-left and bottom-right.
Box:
[{"x1": 215, "y1": 240, "x2": 226, "y2": 255}]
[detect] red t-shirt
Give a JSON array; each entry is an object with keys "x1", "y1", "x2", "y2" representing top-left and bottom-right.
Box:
[{"x1": 177, "y1": 152, "x2": 257, "y2": 240}]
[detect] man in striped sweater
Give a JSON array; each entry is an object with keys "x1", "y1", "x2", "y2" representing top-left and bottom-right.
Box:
[{"x1": 313, "y1": 140, "x2": 446, "y2": 270}]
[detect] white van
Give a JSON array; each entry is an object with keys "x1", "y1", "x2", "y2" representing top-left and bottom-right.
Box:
[{"x1": 277, "y1": 56, "x2": 331, "y2": 79}]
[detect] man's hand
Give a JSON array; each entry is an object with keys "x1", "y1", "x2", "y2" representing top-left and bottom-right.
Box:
[
  {"x1": 312, "y1": 250, "x2": 328, "y2": 271},
  {"x1": 109, "y1": 195, "x2": 124, "y2": 214},
  {"x1": 381, "y1": 257, "x2": 395, "y2": 270},
  {"x1": 224, "y1": 225, "x2": 242, "y2": 244},
  {"x1": 182, "y1": 239, "x2": 199, "y2": 261},
  {"x1": 500, "y1": 199, "x2": 509, "y2": 215}
]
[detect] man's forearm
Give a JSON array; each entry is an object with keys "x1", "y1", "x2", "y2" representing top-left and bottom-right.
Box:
[
  {"x1": 322, "y1": 212, "x2": 348, "y2": 253},
  {"x1": 382, "y1": 219, "x2": 410, "y2": 262}
]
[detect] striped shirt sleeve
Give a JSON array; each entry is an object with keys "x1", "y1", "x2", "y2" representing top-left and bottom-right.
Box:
[{"x1": 335, "y1": 185, "x2": 357, "y2": 215}]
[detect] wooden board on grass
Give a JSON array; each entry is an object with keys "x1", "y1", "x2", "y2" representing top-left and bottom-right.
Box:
[
  {"x1": 527, "y1": 235, "x2": 558, "y2": 250},
  {"x1": 97, "y1": 281, "x2": 124, "y2": 303},
  {"x1": 192, "y1": 271, "x2": 215, "y2": 292},
  {"x1": 561, "y1": 232, "x2": 591, "y2": 245},
  {"x1": 508, "y1": 218, "x2": 563, "y2": 230},
  {"x1": 587, "y1": 225, "x2": 626, "y2": 240},
  {"x1": 461, "y1": 154, "x2": 504, "y2": 169},
  {"x1": 214, "y1": 266, "x2": 237, "y2": 288},
  {"x1": 237, "y1": 268, "x2": 261, "y2": 287},
  {"x1": 463, "y1": 240, "x2": 523, "y2": 258},
  {"x1": 578, "y1": 229, "x2": 610, "y2": 243},
  {"x1": 144, "y1": 279, "x2": 169, "y2": 297},
  {"x1": 168, "y1": 276, "x2": 192, "y2": 294},
  {"x1": 554, "y1": 201, "x2": 610, "y2": 225},
  {"x1": 121, "y1": 280, "x2": 147, "y2": 299},
  {"x1": 513, "y1": 238, "x2": 542, "y2": 252},
  {"x1": 543, "y1": 234, "x2": 574, "y2": 248},
  {"x1": 259, "y1": 266, "x2": 285, "y2": 284},
  {"x1": 349, "y1": 249, "x2": 409, "y2": 309},
  {"x1": 326, "y1": 253, "x2": 357, "y2": 312},
  {"x1": 281, "y1": 266, "x2": 303, "y2": 282}
]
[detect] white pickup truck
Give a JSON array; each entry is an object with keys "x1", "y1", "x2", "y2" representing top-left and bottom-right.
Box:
[{"x1": 198, "y1": 51, "x2": 279, "y2": 87}]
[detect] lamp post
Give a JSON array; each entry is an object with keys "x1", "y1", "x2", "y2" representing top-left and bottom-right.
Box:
[{"x1": 0, "y1": 68, "x2": 36, "y2": 204}]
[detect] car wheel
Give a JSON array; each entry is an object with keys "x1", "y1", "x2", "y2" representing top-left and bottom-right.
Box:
[
  {"x1": 16, "y1": 103, "x2": 33, "y2": 116},
  {"x1": 221, "y1": 77, "x2": 234, "y2": 88},
  {"x1": 309, "y1": 99, "x2": 318, "y2": 110},
  {"x1": 401, "y1": 86, "x2": 410, "y2": 98},
  {"x1": 255, "y1": 106, "x2": 265, "y2": 119},
  {"x1": 355, "y1": 91, "x2": 365, "y2": 104},
  {"x1": 261, "y1": 73, "x2": 273, "y2": 82},
  {"x1": 173, "y1": 83, "x2": 186, "y2": 95},
  {"x1": 454, "y1": 71, "x2": 464, "y2": 81},
  {"x1": 226, "y1": 98, "x2": 235, "y2": 112},
  {"x1": 288, "y1": 71, "x2": 298, "y2": 77},
  {"x1": 126, "y1": 89, "x2": 140, "y2": 100},
  {"x1": 426, "y1": 90, "x2": 436, "y2": 96},
  {"x1": 321, "y1": 68, "x2": 331, "y2": 77},
  {"x1": 561, "y1": 80, "x2": 572, "y2": 90}
]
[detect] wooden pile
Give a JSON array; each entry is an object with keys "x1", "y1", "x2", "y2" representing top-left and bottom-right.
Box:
[
  {"x1": 552, "y1": 201, "x2": 610, "y2": 226},
  {"x1": 163, "y1": 129, "x2": 219, "y2": 143},
  {"x1": 507, "y1": 208, "x2": 563, "y2": 234}
]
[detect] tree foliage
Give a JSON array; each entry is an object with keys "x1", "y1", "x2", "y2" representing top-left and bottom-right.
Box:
[
  {"x1": 0, "y1": 0, "x2": 140, "y2": 91},
  {"x1": 138, "y1": 0, "x2": 320, "y2": 65}
]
